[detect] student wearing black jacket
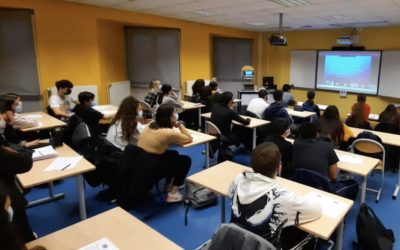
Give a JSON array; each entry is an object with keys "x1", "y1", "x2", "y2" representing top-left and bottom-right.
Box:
[
  {"x1": 210, "y1": 91, "x2": 250, "y2": 145},
  {"x1": 0, "y1": 143, "x2": 35, "y2": 243}
]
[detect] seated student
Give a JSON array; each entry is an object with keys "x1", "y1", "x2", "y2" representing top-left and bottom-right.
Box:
[
  {"x1": 209, "y1": 80, "x2": 218, "y2": 94},
  {"x1": 378, "y1": 104, "x2": 400, "y2": 126},
  {"x1": 72, "y1": 92, "x2": 112, "y2": 136},
  {"x1": 106, "y1": 96, "x2": 145, "y2": 150},
  {"x1": 246, "y1": 89, "x2": 269, "y2": 119},
  {"x1": 351, "y1": 93, "x2": 371, "y2": 121},
  {"x1": 0, "y1": 139, "x2": 35, "y2": 243},
  {"x1": 345, "y1": 101, "x2": 372, "y2": 129},
  {"x1": 210, "y1": 91, "x2": 250, "y2": 145},
  {"x1": 302, "y1": 90, "x2": 320, "y2": 117},
  {"x1": 48, "y1": 80, "x2": 74, "y2": 119},
  {"x1": 143, "y1": 80, "x2": 161, "y2": 119},
  {"x1": 190, "y1": 79, "x2": 205, "y2": 103},
  {"x1": 293, "y1": 123, "x2": 358, "y2": 200},
  {"x1": 1, "y1": 93, "x2": 39, "y2": 129},
  {"x1": 229, "y1": 142, "x2": 322, "y2": 249},
  {"x1": 264, "y1": 118, "x2": 293, "y2": 178},
  {"x1": 157, "y1": 84, "x2": 180, "y2": 106},
  {"x1": 264, "y1": 90, "x2": 290, "y2": 121},
  {"x1": 138, "y1": 104, "x2": 192, "y2": 203},
  {"x1": 317, "y1": 105, "x2": 353, "y2": 149},
  {"x1": 282, "y1": 84, "x2": 296, "y2": 107}
]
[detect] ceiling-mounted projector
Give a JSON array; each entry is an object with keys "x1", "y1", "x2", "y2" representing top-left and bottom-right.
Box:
[
  {"x1": 269, "y1": 13, "x2": 287, "y2": 46},
  {"x1": 269, "y1": 34, "x2": 287, "y2": 46}
]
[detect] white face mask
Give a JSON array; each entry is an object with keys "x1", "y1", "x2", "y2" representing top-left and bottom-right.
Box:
[
  {"x1": 138, "y1": 110, "x2": 143, "y2": 118},
  {"x1": 15, "y1": 102, "x2": 23, "y2": 113},
  {"x1": 91, "y1": 100, "x2": 97, "y2": 107},
  {"x1": 6, "y1": 206, "x2": 13, "y2": 222},
  {"x1": 174, "y1": 112, "x2": 179, "y2": 121}
]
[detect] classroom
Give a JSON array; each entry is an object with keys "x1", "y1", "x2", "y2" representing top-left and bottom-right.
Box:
[{"x1": 0, "y1": 0, "x2": 400, "y2": 249}]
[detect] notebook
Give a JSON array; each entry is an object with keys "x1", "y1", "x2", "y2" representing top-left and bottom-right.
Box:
[{"x1": 32, "y1": 146, "x2": 58, "y2": 161}]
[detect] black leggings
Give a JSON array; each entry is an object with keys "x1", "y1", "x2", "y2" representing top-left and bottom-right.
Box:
[{"x1": 151, "y1": 150, "x2": 191, "y2": 186}]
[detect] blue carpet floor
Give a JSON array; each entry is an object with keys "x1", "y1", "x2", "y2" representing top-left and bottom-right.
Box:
[{"x1": 26, "y1": 144, "x2": 400, "y2": 249}]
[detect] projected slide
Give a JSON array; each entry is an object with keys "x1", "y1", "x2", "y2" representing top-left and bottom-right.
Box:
[{"x1": 316, "y1": 51, "x2": 381, "y2": 94}]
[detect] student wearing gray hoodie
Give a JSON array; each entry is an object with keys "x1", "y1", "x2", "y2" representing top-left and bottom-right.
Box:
[{"x1": 229, "y1": 142, "x2": 322, "y2": 249}]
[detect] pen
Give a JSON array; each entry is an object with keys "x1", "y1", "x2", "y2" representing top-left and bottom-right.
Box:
[
  {"x1": 38, "y1": 151, "x2": 43, "y2": 156},
  {"x1": 61, "y1": 164, "x2": 71, "y2": 171}
]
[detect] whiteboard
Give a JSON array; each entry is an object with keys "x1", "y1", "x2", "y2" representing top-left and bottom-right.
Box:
[
  {"x1": 108, "y1": 80, "x2": 131, "y2": 106},
  {"x1": 378, "y1": 51, "x2": 400, "y2": 98},
  {"x1": 50, "y1": 85, "x2": 98, "y2": 108},
  {"x1": 290, "y1": 50, "x2": 317, "y2": 89}
]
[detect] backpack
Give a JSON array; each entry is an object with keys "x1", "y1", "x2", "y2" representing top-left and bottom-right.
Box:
[
  {"x1": 184, "y1": 182, "x2": 218, "y2": 225},
  {"x1": 356, "y1": 204, "x2": 395, "y2": 250}
]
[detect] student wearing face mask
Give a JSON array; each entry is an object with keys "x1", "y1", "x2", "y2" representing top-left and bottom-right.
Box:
[
  {"x1": 0, "y1": 139, "x2": 35, "y2": 243},
  {"x1": 1, "y1": 93, "x2": 39, "y2": 129},
  {"x1": 48, "y1": 79, "x2": 74, "y2": 119},
  {"x1": 72, "y1": 92, "x2": 112, "y2": 136},
  {"x1": 106, "y1": 96, "x2": 145, "y2": 150},
  {"x1": 138, "y1": 104, "x2": 192, "y2": 203}
]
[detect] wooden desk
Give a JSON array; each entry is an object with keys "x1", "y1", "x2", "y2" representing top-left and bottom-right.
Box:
[
  {"x1": 286, "y1": 107, "x2": 316, "y2": 119},
  {"x1": 17, "y1": 143, "x2": 95, "y2": 220},
  {"x1": 177, "y1": 129, "x2": 216, "y2": 168},
  {"x1": 26, "y1": 207, "x2": 182, "y2": 250},
  {"x1": 187, "y1": 161, "x2": 353, "y2": 250},
  {"x1": 349, "y1": 127, "x2": 400, "y2": 199},
  {"x1": 92, "y1": 104, "x2": 118, "y2": 116},
  {"x1": 19, "y1": 112, "x2": 66, "y2": 132},
  {"x1": 201, "y1": 112, "x2": 270, "y2": 149},
  {"x1": 285, "y1": 138, "x2": 380, "y2": 204},
  {"x1": 181, "y1": 101, "x2": 205, "y2": 129}
]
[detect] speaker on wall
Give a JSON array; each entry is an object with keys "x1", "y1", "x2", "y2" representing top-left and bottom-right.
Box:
[{"x1": 263, "y1": 76, "x2": 276, "y2": 89}]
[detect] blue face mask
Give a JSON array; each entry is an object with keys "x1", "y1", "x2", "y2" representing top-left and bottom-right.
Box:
[{"x1": 15, "y1": 102, "x2": 23, "y2": 113}]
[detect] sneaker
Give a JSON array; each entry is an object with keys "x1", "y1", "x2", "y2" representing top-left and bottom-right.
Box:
[{"x1": 166, "y1": 190, "x2": 183, "y2": 203}]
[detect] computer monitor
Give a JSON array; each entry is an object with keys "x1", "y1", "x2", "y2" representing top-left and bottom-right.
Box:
[{"x1": 242, "y1": 70, "x2": 255, "y2": 79}]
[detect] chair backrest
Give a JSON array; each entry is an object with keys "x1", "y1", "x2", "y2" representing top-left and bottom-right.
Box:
[
  {"x1": 202, "y1": 223, "x2": 276, "y2": 250},
  {"x1": 291, "y1": 168, "x2": 335, "y2": 193},
  {"x1": 351, "y1": 138, "x2": 385, "y2": 161},
  {"x1": 206, "y1": 121, "x2": 221, "y2": 136},
  {"x1": 140, "y1": 101, "x2": 152, "y2": 111}
]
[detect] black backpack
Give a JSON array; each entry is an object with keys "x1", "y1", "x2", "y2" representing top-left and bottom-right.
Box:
[{"x1": 356, "y1": 204, "x2": 395, "y2": 250}]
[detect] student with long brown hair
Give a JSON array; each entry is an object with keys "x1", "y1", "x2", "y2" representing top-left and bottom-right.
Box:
[
  {"x1": 106, "y1": 96, "x2": 144, "y2": 150},
  {"x1": 345, "y1": 101, "x2": 372, "y2": 129}
]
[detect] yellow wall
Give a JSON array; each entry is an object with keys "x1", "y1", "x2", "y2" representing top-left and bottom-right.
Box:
[
  {"x1": 0, "y1": 0, "x2": 258, "y2": 105},
  {"x1": 262, "y1": 27, "x2": 400, "y2": 117}
]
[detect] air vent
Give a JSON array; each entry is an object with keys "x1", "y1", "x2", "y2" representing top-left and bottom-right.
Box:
[
  {"x1": 329, "y1": 20, "x2": 389, "y2": 27},
  {"x1": 270, "y1": 0, "x2": 311, "y2": 7},
  {"x1": 319, "y1": 15, "x2": 346, "y2": 22},
  {"x1": 193, "y1": 9, "x2": 218, "y2": 17}
]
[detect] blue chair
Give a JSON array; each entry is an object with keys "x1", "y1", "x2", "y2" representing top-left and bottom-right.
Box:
[{"x1": 291, "y1": 168, "x2": 335, "y2": 194}]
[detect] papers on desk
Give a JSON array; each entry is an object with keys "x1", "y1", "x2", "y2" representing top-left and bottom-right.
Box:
[
  {"x1": 190, "y1": 133, "x2": 199, "y2": 142},
  {"x1": 305, "y1": 191, "x2": 347, "y2": 218},
  {"x1": 20, "y1": 114, "x2": 43, "y2": 120},
  {"x1": 339, "y1": 154, "x2": 363, "y2": 165},
  {"x1": 32, "y1": 146, "x2": 58, "y2": 161},
  {"x1": 44, "y1": 156, "x2": 82, "y2": 172},
  {"x1": 78, "y1": 237, "x2": 119, "y2": 250}
]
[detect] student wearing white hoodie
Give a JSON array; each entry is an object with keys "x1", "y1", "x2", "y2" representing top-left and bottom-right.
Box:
[{"x1": 229, "y1": 142, "x2": 322, "y2": 249}]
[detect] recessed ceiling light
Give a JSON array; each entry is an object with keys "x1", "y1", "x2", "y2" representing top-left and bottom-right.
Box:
[
  {"x1": 270, "y1": 0, "x2": 311, "y2": 7},
  {"x1": 244, "y1": 22, "x2": 268, "y2": 26},
  {"x1": 329, "y1": 20, "x2": 390, "y2": 27},
  {"x1": 193, "y1": 9, "x2": 218, "y2": 17},
  {"x1": 319, "y1": 15, "x2": 346, "y2": 22}
]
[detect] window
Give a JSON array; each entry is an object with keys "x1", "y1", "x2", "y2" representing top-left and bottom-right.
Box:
[
  {"x1": 0, "y1": 9, "x2": 40, "y2": 96},
  {"x1": 125, "y1": 27, "x2": 181, "y2": 89},
  {"x1": 213, "y1": 38, "x2": 253, "y2": 82}
]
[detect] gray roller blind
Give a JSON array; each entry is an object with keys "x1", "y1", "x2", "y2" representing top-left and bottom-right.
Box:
[
  {"x1": 213, "y1": 38, "x2": 253, "y2": 81},
  {"x1": 126, "y1": 27, "x2": 181, "y2": 89},
  {"x1": 0, "y1": 9, "x2": 40, "y2": 96}
]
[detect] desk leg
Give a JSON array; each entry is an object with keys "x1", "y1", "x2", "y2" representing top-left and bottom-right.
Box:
[
  {"x1": 360, "y1": 176, "x2": 367, "y2": 204},
  {"x1": 252, "y1": 128, "x2": 256, "y2": 150},
  {"x1": 27, "y1": 182, "x2": 65, "y2": 208},
  {"x1": 77, "y1": 175, "x2": 87, "y2": 220},
  {"x1": 221, "y1": 196, "x2": 226, "y2": 223},
  {"x1": 336, "y1": 220, "x2": 344, "y2": 250},
  {"x1": 392, "y1": 162, "x2": 400, "y2": 199},
  {"x1": 198, "y1": 109, "x2": 202, "y2": 132},
  {"x1": 205, "y1": 142, "x2": 210, "y2": 168}
]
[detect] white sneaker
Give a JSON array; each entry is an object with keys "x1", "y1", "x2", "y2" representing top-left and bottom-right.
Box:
[{"x1": 166, "y1": 190, "x2": 183, "y2": 203}]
